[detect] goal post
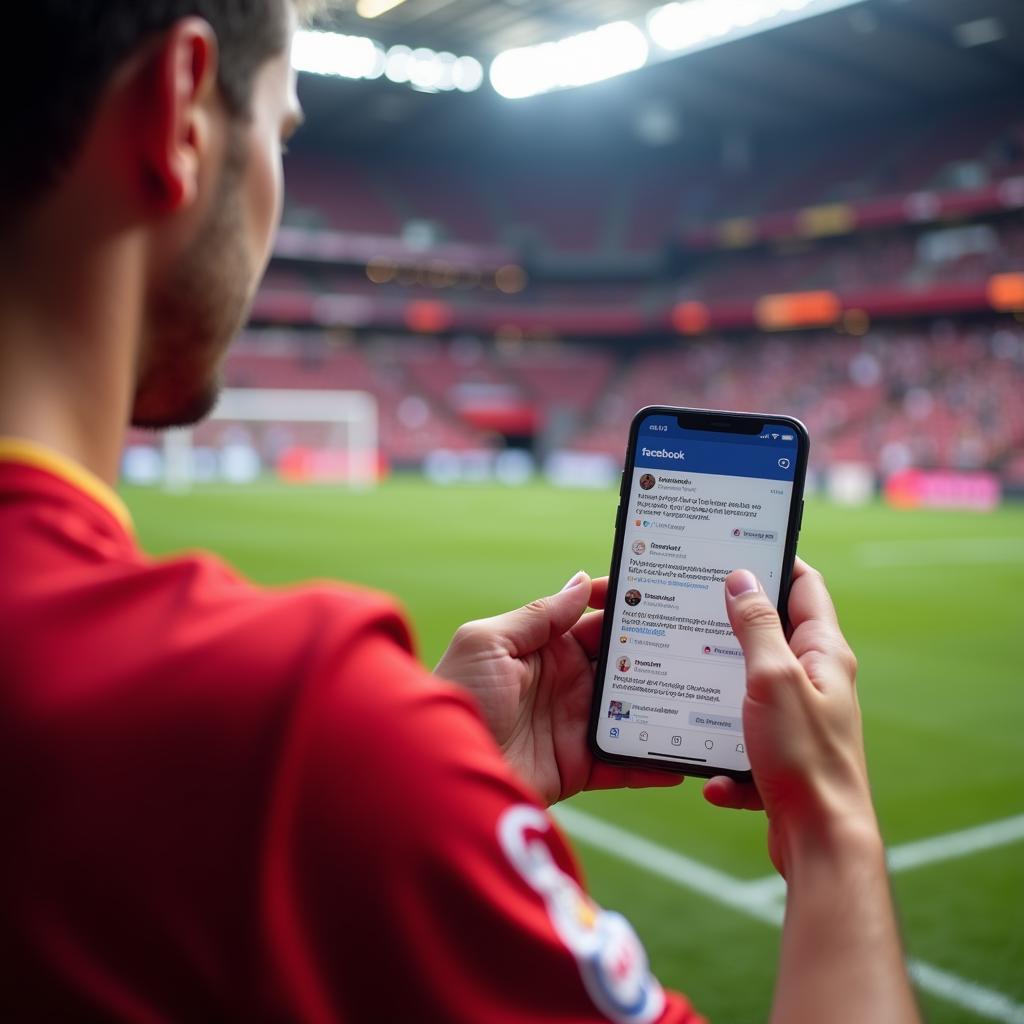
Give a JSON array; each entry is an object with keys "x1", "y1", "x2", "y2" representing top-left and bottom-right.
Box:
[{"x1": 161, "y1": 387, "x2": 378, "y2": 491}]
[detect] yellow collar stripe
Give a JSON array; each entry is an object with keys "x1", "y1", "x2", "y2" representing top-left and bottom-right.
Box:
[{"x1": 0, "y1": 437, "x2": 133, "y2": 532}]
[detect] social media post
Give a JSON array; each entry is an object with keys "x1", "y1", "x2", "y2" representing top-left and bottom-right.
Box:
[
  {"x1": 614, "y1": 576, "x2": 736, "y2": 658},
  {"x1": 602, "y1": 646, "x2": 747, "y2": 716},
  {"x1": 614, "y1": 597, "x2": 744, "y2": 674},
  {"x1": 600, "y1": 688, "x2": 749, "y2": 769},
  {"x1": 629, "y1": 467, "x2": 792, "y2": 582}
]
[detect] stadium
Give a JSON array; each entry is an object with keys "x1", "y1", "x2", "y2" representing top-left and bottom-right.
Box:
[{"x1": 7, "y1": 0, "x2": 1022, "y2": 1021}]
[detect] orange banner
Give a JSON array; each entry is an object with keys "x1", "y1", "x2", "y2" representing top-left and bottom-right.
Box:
[
  {"x1": 754, "y1": 290, "x2": 841, "y2": 330},
  {"x1": 987, "y1": 272, "x2": 1024, "y2": 311}
]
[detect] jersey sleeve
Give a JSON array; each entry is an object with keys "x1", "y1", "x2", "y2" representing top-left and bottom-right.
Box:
[{"x1": 260, "y1": 629, "x2": 705, "y2": 1024}]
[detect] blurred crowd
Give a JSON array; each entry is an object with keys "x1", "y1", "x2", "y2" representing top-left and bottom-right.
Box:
[
  {"x1": 150, "y1": 101, "x2": 1024, "y2": 490},
  {"x1": 210, "y1": 319, "x2": 1024, "y2": 486}
]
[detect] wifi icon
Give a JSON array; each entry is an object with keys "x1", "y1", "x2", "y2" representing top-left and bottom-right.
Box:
[{"x1": 771, "y1": 433, "x2": 779, "y2": 439}]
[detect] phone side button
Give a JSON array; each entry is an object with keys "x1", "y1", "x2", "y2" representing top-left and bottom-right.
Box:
[
  {"x1": 798, "y1": 499, "x2": 804, "y2": 533},
  {"x1": 614, "y1": 504, "x2": 621, "y2": 529}
]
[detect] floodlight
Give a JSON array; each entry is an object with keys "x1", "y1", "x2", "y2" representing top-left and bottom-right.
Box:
[
  {"x1": 648, "y1": 0, "x2": 735, "y2": 50},
  {"x1": 490, "y1": 21, "x2": 649, "y2": 100},
  {"x1": 384, "y1": 45, "x2": 412, "y2": 84},
  {"x1": 356, "y1": 0, "x2": 407, "y2": 18},
  {"x1": 292, "y1": 30, "x2": 385, "y2": 80},
  {"x1": 452, "y1": 56, "x2": 485, "y2": 93},
  {"x1": 409, "y1": 48, "x2": 443, "y2": 91},
  {"x1": 294, "y1": 33, "x2": 482, "y2": 93},
  {"x1": 648, "y1": 0, "x2": 863, "y2": 55},
  {"x1": 434, "y1": 52, "x2": 458, "y2": 92}
]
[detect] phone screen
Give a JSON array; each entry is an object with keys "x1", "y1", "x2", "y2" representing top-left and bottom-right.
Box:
[{"x1": 591, "y1": 408, "x2": 807, "y2": 778}]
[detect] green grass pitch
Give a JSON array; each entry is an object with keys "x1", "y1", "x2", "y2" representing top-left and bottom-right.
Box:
[{"x1": 122, "y1": 478, "x2": 1024, "y2": 1023}]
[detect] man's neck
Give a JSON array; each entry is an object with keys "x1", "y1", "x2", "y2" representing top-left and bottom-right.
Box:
[{"x1": 0, "y1": 221, "x2": 145, "y2": 487}]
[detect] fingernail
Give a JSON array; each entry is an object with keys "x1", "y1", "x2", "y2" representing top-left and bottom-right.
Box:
[
  {"x1": 726, "y1": 570, "x2": 759, "y2": 597},
  {"x1": 561, "y1": 570, "x2": 587, "y2": 591}
]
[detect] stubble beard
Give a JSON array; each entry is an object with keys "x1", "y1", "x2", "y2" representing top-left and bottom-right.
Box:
[{"x1": 131, "y1": 132, "x2": 255, "y2": 430}]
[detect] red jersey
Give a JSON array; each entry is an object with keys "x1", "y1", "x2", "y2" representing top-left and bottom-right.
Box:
[{"x1": 0, "y1": 439, "x2": 704, "y2": 1024}]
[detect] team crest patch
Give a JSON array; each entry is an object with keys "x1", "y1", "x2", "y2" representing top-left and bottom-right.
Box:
[{"x1": 498, "y1": 805, "x2": 665, "y2": 1024}]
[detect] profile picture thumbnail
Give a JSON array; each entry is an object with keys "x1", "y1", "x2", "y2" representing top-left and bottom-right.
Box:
[
  {"x1": 631, "y1": 540, "x2": 646, "y2": 555},
  {"x1": 607, "y1": 700, "x2": 632, "y2": 721},
  {"x1": 617, "y1": 656, "x2": 632, "y2": 672},
  {"x1": 618, "y1": 634, "x2": 628, "y2": 645},
  {"x1": 639, "y1": 473, "x2": 656, "y2": 490},
  {"x1": 624, "y1": 589, "x2": 642, "y2": 607}
]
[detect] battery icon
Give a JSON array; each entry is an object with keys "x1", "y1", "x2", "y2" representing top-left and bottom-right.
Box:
[{"x1": 781, "y1": 434, "x2": 794, "y2": 441}]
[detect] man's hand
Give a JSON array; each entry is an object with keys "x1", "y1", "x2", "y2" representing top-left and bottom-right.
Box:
[
  {"x1": 703, "y1": 558, "x2": 877, "y2": 876},
  {"x1": 434, "y1": 572, "x2": 682, "y2": 806},
  {"x1": 705, "y1": 570, "x2": 920, "y2": 1023}
]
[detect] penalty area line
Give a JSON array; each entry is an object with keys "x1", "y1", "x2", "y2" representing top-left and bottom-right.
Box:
[{"x1": 552, "y1": 804, "x2": 1024, "y2": 1024}]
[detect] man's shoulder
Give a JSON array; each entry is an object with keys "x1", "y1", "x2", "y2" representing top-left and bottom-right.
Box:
[
  {"x1": 63, "y1": 550, "x2": 411, "y2": 691},
  {"x1": 143, "y1": 546, "x2": 414, "y2": 662},
  {"x1": 0, "y1": 473, "x2": 416, "y2": 707}
]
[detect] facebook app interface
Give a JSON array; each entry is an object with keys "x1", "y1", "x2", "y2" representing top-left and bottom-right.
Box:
[{"x1": 598, "y1": 414, "x2": 800, "y2": 772}]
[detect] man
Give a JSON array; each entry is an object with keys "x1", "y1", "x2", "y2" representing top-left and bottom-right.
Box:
[{"x1": 0, "y1": 2, "x2": 921, "y2": 1021}]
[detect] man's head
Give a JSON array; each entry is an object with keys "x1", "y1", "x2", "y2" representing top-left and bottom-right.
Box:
[{"x1": 3, "y1": 2, "x2": 313, "y2": 427}]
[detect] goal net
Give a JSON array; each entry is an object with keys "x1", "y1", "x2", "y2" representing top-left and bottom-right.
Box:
[{"x1": 146, "y1": 388, "x2": 378, "y2": 490}]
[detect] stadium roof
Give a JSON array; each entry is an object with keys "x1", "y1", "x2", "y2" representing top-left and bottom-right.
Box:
[{"x1": 296, "y1": 0, "x2": 1024, "y2": 154}]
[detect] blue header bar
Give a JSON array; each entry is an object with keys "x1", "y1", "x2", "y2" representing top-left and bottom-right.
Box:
[{"x1": 634, "y1": 438, "x2": 796, "y2": 481}]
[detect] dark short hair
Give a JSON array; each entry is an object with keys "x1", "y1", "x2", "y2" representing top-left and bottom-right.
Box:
[{"x1": 3, "y1": 1, "x2": 306, "y2": 226}]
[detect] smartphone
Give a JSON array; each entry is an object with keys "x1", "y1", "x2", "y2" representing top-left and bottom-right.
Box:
[{"x1": 589, "y1": 406, "x2": 809, "y2": 781}]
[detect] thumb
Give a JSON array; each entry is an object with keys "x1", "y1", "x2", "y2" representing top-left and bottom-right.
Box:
[
  {"x1": 724, "y1": 569, "x2": 801, "y2": 702},
  {"x1": 491, "y1": 571, "x2": 593, "y2": 657}
]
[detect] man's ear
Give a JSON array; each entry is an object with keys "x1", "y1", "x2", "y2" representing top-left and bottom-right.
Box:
[{"x1": 137, "y1": 17, "x2": 221, "y2": 212}]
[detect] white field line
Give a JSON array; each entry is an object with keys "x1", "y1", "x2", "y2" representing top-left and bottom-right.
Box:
[
  {"x1": 889, "y1": 812, "x2": 1024, "y2": 872},
  {"x1": 908, "y1": 962, "x2": 1024, "y2": 1024},
  {"x1": 744, "y1": 811, "x2": 1024, "y2": 903},
  {"x1": 857, "y1": 537, "x2": 1024, "y2": 568},
  {"x1": 553, "y1": 804, "x2": 783, "y2": 927},
  {"x1": 553, "y1": 804, "x2": 1024, "y2": 1024}
]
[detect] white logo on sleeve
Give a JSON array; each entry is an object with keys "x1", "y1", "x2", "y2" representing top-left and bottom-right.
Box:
[{"x1": 498, "y1": 805, "x2": 665, "y2": 1024}]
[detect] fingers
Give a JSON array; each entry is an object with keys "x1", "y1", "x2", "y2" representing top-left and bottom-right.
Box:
[
  {"x1": 786, "y1": 561, "x2": 857, "y2": 685},
  {"x1": 471, "y1": 571, "x2": 593, "y2": 658},
  {"x1": 570, "y1": 608, "x2": 604, "y2": 659},
  {"x1": 557, "y1": 575, "x2": 608, "y2": 658},
  {"x1": 787, "y1": 559, "x2": 842, "y2": 637},
  {"x1": 588, "y1": 577, "x2": 609, "y2": 610},
  {"x1": 702, "y1": 776, "x2": 764, "y2": 811},
  {"x1": 724, "y1": 569, "x2": 803, "y2": 703}
]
